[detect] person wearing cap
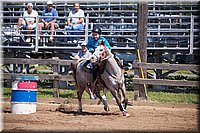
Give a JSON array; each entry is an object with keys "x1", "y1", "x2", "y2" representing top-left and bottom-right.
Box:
[
  {"x1": 38, "y1": 1, "x2": 58, "y2": 42},
  {"x1": 86, "y1": 26, "x2": 111, "y2": 53},
  {"x1": 73, "y1": 42, "x2": 92, "y2": 60},
  {"x1": 86, "y1": 26, "x2": 112, "y2": 100},
  {"x1": 16, "y1": 3, "x2": 38, "y2": 42},
  {"x1": 65, "y1": 3, "x2": 85, "y2": 43}
]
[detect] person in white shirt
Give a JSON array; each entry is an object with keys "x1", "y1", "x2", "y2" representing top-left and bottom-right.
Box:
[
  {"x1": 16, "y1": 3, "x2": 38, "y2": 42},
  {"x1": 73, "y1": 42, "x2": 92, "y2": 61},
  {"x1": 65, "y1": 3, "x2": 85, "y2": 42},
  {"x1": 16, "y1": 3, "x2": 38, "y2": 31}
]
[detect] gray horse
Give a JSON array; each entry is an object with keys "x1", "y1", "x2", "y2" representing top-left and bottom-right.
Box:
[
  {"x1": 91, "y1": 43, "x2": 129, "y2": 116},
  {"x1": 71, "y1": 43, "x2": 129, "y2": 116},
  {"x1": 71, "y1": 59, "x2": 110, "y2": 113}
]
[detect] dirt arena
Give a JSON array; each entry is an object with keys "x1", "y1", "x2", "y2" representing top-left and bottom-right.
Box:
[{"x1": 2, "y1": 98, "x2": 199, "y2": 133}]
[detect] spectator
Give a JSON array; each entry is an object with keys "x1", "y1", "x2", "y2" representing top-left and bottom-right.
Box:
[
  {"x1": 65, "y1": 3, "x2": 85, "y2": 43},
  {"x1": 86, "y1": 26, "x2": 111, "y2": 53},
  {"x1": 39, "y1": 1, "x2": 58, "y2": 42},
  {"x1": 73, "y1": 42, "x2": 92, "y2": 61},
  {"x1": 16, "y1": 3, "x2": 38, "y2": 42}
]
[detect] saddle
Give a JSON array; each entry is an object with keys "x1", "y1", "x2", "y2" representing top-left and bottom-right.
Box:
[{"x1": 80, "y1": 60, "x2": 94, "y2": 73}]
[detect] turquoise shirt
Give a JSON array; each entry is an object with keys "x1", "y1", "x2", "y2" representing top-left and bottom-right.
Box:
[{"x1": 86, "y1": 36, "x2": 111, "y2": 53}]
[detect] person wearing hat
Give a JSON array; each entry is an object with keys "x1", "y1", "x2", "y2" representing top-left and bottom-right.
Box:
[
  {"x1": 38, "y1": 1, "x2": 58, "y2": 42},
  {"x1": 16, "y1": 3, "x2": 38, "y2": 42},
  {"x1": 86, "y1": 26, "x2": 114, "y2": 101},
  {"x1": 73, "y1": 42, "x2": 91, "y2": 60},
  {"x1": 86, "y1": 26, "x2": 111, "y2": 53}
]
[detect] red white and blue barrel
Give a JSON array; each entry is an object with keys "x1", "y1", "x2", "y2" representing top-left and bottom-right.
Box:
[{"x1": 11, "y1": 75, "x2": 38, "y2": 114}]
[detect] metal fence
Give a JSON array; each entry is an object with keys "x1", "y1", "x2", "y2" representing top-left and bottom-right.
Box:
[{"x1": 1, "y1": 1, "x2": 199, "y2": 62}]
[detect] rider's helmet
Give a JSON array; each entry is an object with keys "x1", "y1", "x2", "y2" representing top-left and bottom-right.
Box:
[{"x1": 92, "y1": 26, "x2": 102, "y2": 35}]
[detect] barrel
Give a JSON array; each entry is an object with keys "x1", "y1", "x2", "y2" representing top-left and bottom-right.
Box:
[{"x1": 11, "y1": 75, "x2": 38, "y2": 114}]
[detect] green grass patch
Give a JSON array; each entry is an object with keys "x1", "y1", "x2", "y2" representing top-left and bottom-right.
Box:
[
  {"x1": 148, "y1": 91, "x2": 199, "y2": 104},
  {"x1": 2, "y1": 88, "x2": 199, "y2": 104}
]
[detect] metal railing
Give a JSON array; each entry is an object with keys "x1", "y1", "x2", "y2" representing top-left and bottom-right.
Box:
[{"x1": 1, "y1": 5, "x2": 199, "y2": 53}]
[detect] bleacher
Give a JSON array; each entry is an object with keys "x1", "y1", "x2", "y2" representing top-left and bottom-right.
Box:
[{"x1": 1, "y1": 1, "x2": 199, "y2": 63}]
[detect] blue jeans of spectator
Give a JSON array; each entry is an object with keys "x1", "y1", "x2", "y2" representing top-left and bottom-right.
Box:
[{"x1": 65, "y1": 24, "x2": 84, "y2": 42}]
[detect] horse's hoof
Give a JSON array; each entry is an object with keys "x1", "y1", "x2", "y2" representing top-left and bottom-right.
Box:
[
  {"x1": 77, "y1": 109, "x2": 82, "y2": 114},
  {"x1": 104, "y1": 106, "x2": 110, "y2": 112},
  {"x1": 122, "y1": 111, "x2": 130, "y2": 117}
]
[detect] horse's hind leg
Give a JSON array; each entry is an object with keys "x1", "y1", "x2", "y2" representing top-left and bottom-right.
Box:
[{"x1": 77, "y1": 87, "x2": 84, "y2": 113}]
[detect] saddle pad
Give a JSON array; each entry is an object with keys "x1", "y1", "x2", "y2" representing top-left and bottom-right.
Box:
[{"x1": 80, "y1": 60, "x2": 93, "y2": 73}]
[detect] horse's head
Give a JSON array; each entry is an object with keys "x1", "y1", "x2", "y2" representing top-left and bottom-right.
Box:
[{"x1": 90, "y1": 41, "x2": 111, "y2": 65}]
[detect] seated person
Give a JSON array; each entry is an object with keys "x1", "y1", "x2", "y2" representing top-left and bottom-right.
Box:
[
  {"x1": 16, "y1": 3, "x2": 38, "y2": 42},
  {"x1": 73, "y1": 42, "x2": 92, "y2": 61},
  {"x1": 65, "y1": 3, "x2": 85, "y2": 43},
  {"x1": 38, "y1": 1, "x2": 58, "y2": 42}
]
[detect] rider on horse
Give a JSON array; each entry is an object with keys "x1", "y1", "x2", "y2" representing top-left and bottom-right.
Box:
[
  {"x1": 86, "y1": 26, "x2": 111, "y2": 53},
  {"x1": 84, "y1": 26, "x2": 112, "y2": 99}
]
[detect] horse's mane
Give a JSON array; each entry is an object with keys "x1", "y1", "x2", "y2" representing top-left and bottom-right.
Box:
[
  {"x1": 99, "y1": 42, "x2": 123, "y2": 68},
  {"x1": 98, "y1": 41, "x2": 113, "y2": 60}
]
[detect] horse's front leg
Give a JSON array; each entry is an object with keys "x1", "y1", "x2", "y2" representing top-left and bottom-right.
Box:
[
  {"x1": 94, "y1": 85, "x2": 110, "y2": 112},
  {"x1": 120, "y1": 83, "x2": 128, "y2": 110},
  {"x1": 110, "y1": 88, "x2": 129, "y2": 116}
]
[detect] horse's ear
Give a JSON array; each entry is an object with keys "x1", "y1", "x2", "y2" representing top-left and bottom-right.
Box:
[
  {"x1": 98, "y1": 40, "x2": 105, "y2": 46},
  {"x1": 101, "y1": 40, "x2": 105, "y2": 46}
]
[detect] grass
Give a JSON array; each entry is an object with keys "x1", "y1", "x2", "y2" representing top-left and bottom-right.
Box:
[
  {"x1": 2, "y1": 87, "x2": 199, "y2": 104},
  {"x1": 147, "y1": 70, "x2": 194, "y2": 75},
  {"x1": 148, "y1": 91, "x2": 199, "y2": 104}
]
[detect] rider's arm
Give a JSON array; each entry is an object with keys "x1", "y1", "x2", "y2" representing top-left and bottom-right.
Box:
[{"x1": 103, "y1": 38, "x2": 112, "y2": 49}]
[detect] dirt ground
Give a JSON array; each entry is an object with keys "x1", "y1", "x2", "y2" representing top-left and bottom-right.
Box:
[{"x1": 2, "y1": 98, "x2": 199, "y2": 133}]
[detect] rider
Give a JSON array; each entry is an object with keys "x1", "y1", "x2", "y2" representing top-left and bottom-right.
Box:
[
  {"x1": 86, "y1": 26, "x2": 112, "y2": 100},
  {"x1": 86, "y1": 26, "x2": 111, "y2": 53},
  {"x1": 86, "y1": 26, "x2": 112, "y2": 81}
]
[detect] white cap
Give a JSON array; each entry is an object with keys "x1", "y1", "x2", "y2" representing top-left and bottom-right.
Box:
[
  {"x1": 27, "y1": 3, "x2": 33, "y2": 7},
  {"x1": 81, "y1": 42, "x2": 87, "y2": 46},
  {"x1": 47, "y1": 1, "x2": 53, "y2": 5}
]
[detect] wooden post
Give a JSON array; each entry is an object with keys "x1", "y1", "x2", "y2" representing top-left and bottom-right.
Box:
[
  {"x1": 134, "y1": 1, "x2": 148, "y2": 101},
  {"x1": 52, "y1": 57, "x2": 60, "y2": 98}
]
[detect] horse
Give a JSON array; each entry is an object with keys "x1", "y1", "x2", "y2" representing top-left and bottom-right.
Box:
[
  {"x1": 71, "y1": 58, "x2": 110, "y2": 113},
  {"x1": 91, "y1": 43, "x2": 129, "y2": 116},
  {"x1": 71, "y1": 43, "x2": 129, "y2": 116}
]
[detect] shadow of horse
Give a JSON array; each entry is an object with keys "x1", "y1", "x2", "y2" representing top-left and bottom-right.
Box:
[{"x1": 57, "y1": 108, "x2": 119, "y2": 116}]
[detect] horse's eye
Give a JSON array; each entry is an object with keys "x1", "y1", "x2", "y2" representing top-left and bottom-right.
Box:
[{"x1": 100, "y1": 49, "x2": 103, "y2": 52}]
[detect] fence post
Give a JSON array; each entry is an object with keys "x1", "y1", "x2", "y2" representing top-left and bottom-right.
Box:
[
  {"x1": 52, "y1": 57, "x2": 60, "y2": 98},
  {"x1": 133, "y1": 61, "x2": 140, "y2": 101},
  {"x1": 134, "y1": 1, "x2": 148, "y2": 101},
  {"x1": 85, "y1": 14, "x2": 89, "y2": 42}
]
